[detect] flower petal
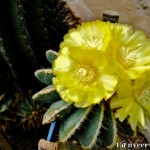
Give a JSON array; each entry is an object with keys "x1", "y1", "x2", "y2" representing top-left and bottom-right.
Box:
[
  {"x1": 111, "y1": 96, "x2": 146, "y2": 130},
  {"x1": 126, "y1": 66, "x2": 150, "y2": 79},
  {"x1": 61, "y1": 20, "x2": 111, "y2": 51},
  {"x1": 74, "y1": 100, "x2": 91, "y2": 108},
  {"x1": 107, "y1": 23, "x2": 150, "y2": 80},
  {"x1": 87, "y1": 87, "x2": 105, "y2": 104},
  {"x1": 100, "y1": 75, "x2": 118, "y2": 99},
  {"x1": 116, "y1": 82, "x2": 132, "y2": 98},
  {"x1": 52, "y1": 55, "x2": 74, "y2": 74},
  {"x1": 65, "y1": 88, "x2": 84, "y2": 103}
]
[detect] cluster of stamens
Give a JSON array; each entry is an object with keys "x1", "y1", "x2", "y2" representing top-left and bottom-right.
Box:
[
  {"x1": 75, "y1": 64, "x2": 95, "y2": 83},
  {"x1": 83, "y1": 37, "x2": 102, "y2": 49},
  {"x1": 134, "y1": 85, "x2": 150, "y2": 104},
  {"x1": 117, "y1": 46, "x2": 136, "y2": 68}
]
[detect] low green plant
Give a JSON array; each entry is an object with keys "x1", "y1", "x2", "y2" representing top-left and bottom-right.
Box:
[
  {"x1": 0, "y1": 92, "x2": 43, "y2": 131},
  {"x1": 0, "y1": 93, "x2": 16, "y2": 129},
  {"x1": 32, "y1": 18, "x2": 150, "y2": 148},
  {"x1": 17, "y1": 95, "x2": 44, "y2": 130},
  {"x1": 33, "y1": 50, "x2": 134, "y2": 149}
]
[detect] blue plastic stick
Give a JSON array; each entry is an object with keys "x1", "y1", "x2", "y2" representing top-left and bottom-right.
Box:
[{"x1": 47, "y1": 121, "x2": 57, "y2": 141}]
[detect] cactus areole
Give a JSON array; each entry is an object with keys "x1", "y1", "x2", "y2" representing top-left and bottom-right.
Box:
[{"x1": 33, "y1": 20, "x2": 150, "y2": 149}]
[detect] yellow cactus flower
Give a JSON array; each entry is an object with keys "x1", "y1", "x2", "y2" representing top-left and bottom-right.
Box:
[
  {"x1": 106, "y1": 23, "x2": 150, "y2": 79},
  {"x1": 52, "y1": 21, "x2": 119, "y2": 108},
  {"x1": 52, "y1": 19, "x2": 150, "y2": 129},
  {"x1": 133, "y1": 70, "x2": 150, "y2": 112},
  {"x1": 60, "y1": 20, "x2": 111, "y2": 52},
  {"x1": 52, "y1": 45, "x2": 118, "y2": 108},
  {"x1": 110, "y1": 70, "x2": 150, "y2": 131}
]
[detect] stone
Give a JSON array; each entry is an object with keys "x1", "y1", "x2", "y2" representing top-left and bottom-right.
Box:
[{"x1": 66, "y1": 0, "x2": 150, "y2": 37}]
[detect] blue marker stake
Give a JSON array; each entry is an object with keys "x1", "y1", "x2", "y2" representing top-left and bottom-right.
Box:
[{"x1": 47, "y1": 121, "x2": 57, "y2": 141}]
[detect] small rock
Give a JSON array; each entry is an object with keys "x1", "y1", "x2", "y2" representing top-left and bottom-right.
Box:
[{"x1": 38, "y1": 139, "x2": 58, "y2": 150}]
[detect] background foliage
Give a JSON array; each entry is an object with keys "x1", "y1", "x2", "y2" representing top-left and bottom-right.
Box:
[{"x1": 0, "y1": 1, "x2": 81, "y2": 148}]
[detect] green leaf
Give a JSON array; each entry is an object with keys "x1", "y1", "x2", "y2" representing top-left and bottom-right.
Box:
[
  {"x1": 35, "y1": 69, "x2": 54, "y2": 85},
  {"x1": 32, "y1": 85, "x2": 60, "y2": 103},
  {"x1": 46, "y1": 49, "x2": 58, "y2": 64},
  {"x1": 43, "y1": 100, "x2": 73, "y2": 124},
  {"x1": 59, "y1": 106, "x2": 92, "y2": 142},
  {"x1": 0, "y1": 99, "x2": 12, "y2": 113},
  {"x1": 79, "y1": 104, "x2": 104, "y2": 149},
  {"x1": 100, "y1": 107, "x2": 117, "y2": 149}
]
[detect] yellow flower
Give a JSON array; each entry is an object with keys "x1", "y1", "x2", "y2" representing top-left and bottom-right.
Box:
[
  {"x1": 133, "y1": 70, "x2": 150, "y2": 112},
  {"x1": 106, "y1": 23, "x2": 150, "y2": 79},
  {"x1": 110, "y1": 70, "x2": 150, "y2": 131},
  {"x1": 60, "y1": 20, "x2": 111, "y2": 52},
  {"x1": 52, "y1": 46, "x2": 118, "y2": 108}
]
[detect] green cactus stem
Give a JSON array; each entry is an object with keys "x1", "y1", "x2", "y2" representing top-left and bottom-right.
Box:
[
  {"x1": 0, "y1": 0, "x2": 39, "y2": 92},
  {"x1": 35, "y1": 69, "x2": 54, "y2": 85},
  {"x1": 9, "y1": 0, "x2": 38, "y2": 68},
  {"x1": 32, "y1": 85, "x2": 60, "y2": 103},
  {"x1": 20, "y1": 0, "x2": 51, "y2": 66},
  {"x1": 0, "y1": 39, "x2": 21, "y2": 92},
  {"x1": 59, "y1": 106, "x2": 92, "y2": 142},
  {"x1": 79, "y1": 104, "x2": 104, "y2": 149},
  {"x1": 46, "y1": 49, "x2": 58, "y2": 64},
  {"x1": 100, "y1": 106, "x2": 118, "y2": 149},
  {"x1": 43, "y1": 100, "x2": 73, "y2": 124}
]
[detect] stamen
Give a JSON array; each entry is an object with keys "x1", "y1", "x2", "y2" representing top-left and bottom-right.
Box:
[
  {"x1": 117, "y1": 46, "x2": 136, "y2": 68},
  {"x1": 134, "y1": 85, "x2": 150, "y2": 104},
  {"x1": 83, "y1": 37, "x2": 102, "y2": 49},
  {"x1": 75, "y1": 64, "x2": 96, "y2": 83}
]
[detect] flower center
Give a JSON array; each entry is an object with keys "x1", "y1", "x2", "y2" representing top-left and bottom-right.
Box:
[
  {"x1": 83, "y1": 37, "x2": 102, "y2": 49},
  {"x1": 75, "y1": 64, "x2": 95, "y2": 83},
  {"x1": 134, "y1": 85, "x2": 150, "y2": 104},
  {"x1": 117, "y1": 46, "x2": 136, "y2": 68}
]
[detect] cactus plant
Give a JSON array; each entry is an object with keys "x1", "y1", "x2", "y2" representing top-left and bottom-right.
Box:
[
  {"x1": 33, "y1": 49, "x2": 132, "y2": 149},
  {"x1": 33, "y1": 19, "x2": 150, "y2": 149}
]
